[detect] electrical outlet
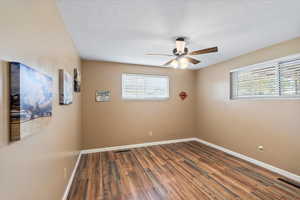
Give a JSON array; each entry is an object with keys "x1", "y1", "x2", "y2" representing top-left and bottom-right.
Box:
[
  {"x1": 258, "y1": 145, "x2": 264, "y2": 151},
  {"x1": 64, "y1": 168, "x2": 67, "y2": 179},
  {"x1": 148, "y1": 131, "x2": 153, "y2": 136}
]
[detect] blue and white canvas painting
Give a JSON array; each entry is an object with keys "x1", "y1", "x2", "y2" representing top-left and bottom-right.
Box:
[{"x1": 10, "y1": 62, "x2": 53, "y2": 141}]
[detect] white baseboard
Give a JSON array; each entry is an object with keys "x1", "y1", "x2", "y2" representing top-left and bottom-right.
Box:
[
  {"x1": 81, "y1": 138, "x2": 197, "y2": 154},
  {"x1": 194, "y1": 138, "x2": 300, "y2": 183},
  {"x1": 62, "y1": 152, "x2": 82, "y2": 200}
]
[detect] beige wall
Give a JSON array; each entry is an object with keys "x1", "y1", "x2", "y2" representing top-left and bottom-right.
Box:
[
  {"x1": 82, "y1": 61, "x2": 197, "y2": 149},
  {"x1": 196, "y1": 37, "x2": 300, "y2": 175},
  {"x1": 0, "y1": 1, "x2": 82, "y2": 200}
]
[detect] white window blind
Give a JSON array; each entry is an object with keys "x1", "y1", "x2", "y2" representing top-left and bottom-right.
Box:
[
  {"x1": 122, "y1": 73, "x2": 169, "y2": 100},
  {"x1": 231, "y1": 65, "x2": 278, "y2": 98},
  {"x1": 279, "y1": 60, "x2": 300, "y2": 96},
  {"x1": 231, "y1": 56, "x2": 300, "y2": 99}
]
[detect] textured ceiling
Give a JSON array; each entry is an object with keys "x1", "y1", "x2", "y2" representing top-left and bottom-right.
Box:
[{"x1": 57, "y1": 0, "x2": 300, "y2": 69}]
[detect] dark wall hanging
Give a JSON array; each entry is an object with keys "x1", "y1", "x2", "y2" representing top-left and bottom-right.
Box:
[
  {"x1": 74, "y1": 68, "x2": 81, "y2": 92},
  {"x1": 179, "y1": 91, "x2": 188, "y2": 100}
]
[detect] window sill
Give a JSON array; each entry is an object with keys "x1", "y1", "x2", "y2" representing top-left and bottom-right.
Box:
[
  {"x1": 230, "y1": 96, "x2": 300, "y2": 101},
  {"x1": 122, "y1": 97, "x2": 170, "y2": 101}
]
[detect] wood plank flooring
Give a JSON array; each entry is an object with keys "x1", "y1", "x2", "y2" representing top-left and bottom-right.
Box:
[{"x1": 67, "y1": 141, "x2": 300, "y2": 200}]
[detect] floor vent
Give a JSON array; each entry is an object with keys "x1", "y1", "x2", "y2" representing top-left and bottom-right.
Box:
[
  {"x1": 277, "y1": 178, "x2": 300, "y2": 189},
  {"x1": 114, "y1": 149, "x2": 132, "y2": 153}
]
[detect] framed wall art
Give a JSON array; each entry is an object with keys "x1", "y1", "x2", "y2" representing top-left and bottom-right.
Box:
[
  {"x1": 59, "y1": 69, "x2": 73, "y2": 105},
  {"x1": 96, "y1": 90, "x2": 111, "y2": 102},
  {"x1": 9, "y1": 62, "x2": 53, "y2": 141},
  {"x1": 74, "y1": 68, "x2": 81, "y2": 92}
]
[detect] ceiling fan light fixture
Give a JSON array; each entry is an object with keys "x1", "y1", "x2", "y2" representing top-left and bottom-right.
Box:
[
  {"x1": 179, "y1": 57, "x2": 189, "y2": 69},
  {"x1": 147, "y1": 38, "x2": 218, "y2": 69},
  {"x1": 170, "y1": 60, "x2": 178, "y2": 68}
]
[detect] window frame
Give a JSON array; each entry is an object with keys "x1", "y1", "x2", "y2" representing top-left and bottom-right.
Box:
[
  {"x1": 121, "y1": 73, "x2": 170, "y2": 101},
  {"x1": 230, "y1": 53, "x2": 300, "y2": 100}
]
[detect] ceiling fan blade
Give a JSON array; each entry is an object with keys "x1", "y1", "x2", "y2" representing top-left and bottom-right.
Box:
[
  {"x1": 146, "y1": 53, "x2": 174, "y2": 57},
  {"x1": 185, "y1": 57, "x2": 201, "y2": 64},
  {"x1": 189, "y1": 47, "x2": 218, "y2": 55},
  {"x1": 163, "y1": 59, "x2": 176, "y2": 67}
]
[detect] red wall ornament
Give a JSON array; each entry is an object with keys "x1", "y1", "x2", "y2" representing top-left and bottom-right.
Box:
[{"x1": 179, "y1": 91, "x2": 188, "y2": 100}]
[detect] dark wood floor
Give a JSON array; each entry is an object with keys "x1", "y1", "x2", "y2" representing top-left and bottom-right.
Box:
[{"x1": 67, "y1": 141, "x2": 300, "y2": 200}]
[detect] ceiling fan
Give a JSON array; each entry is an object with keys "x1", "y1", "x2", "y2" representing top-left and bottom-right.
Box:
[{"x1": 147, "y1": 37, "x2": 218, "y2": 69}]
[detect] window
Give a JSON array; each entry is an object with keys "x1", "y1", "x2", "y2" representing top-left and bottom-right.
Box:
[
  {"x1": 231, "y1": 65, "x2": 278, "y2": 98},
  {"x1": 231, "y1": 56, "x2": 300, "y2": 99},
  {"x1": 279, "y1": 60, "x2": 300, "y2": 96},
  {"x1": 122, "y1": 73, "x2": 170, "y2": 100}
]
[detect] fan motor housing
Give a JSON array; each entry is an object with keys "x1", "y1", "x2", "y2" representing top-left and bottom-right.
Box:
[{"x1": 173, "y1": 47, "x2": 188, "y2": 56}]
